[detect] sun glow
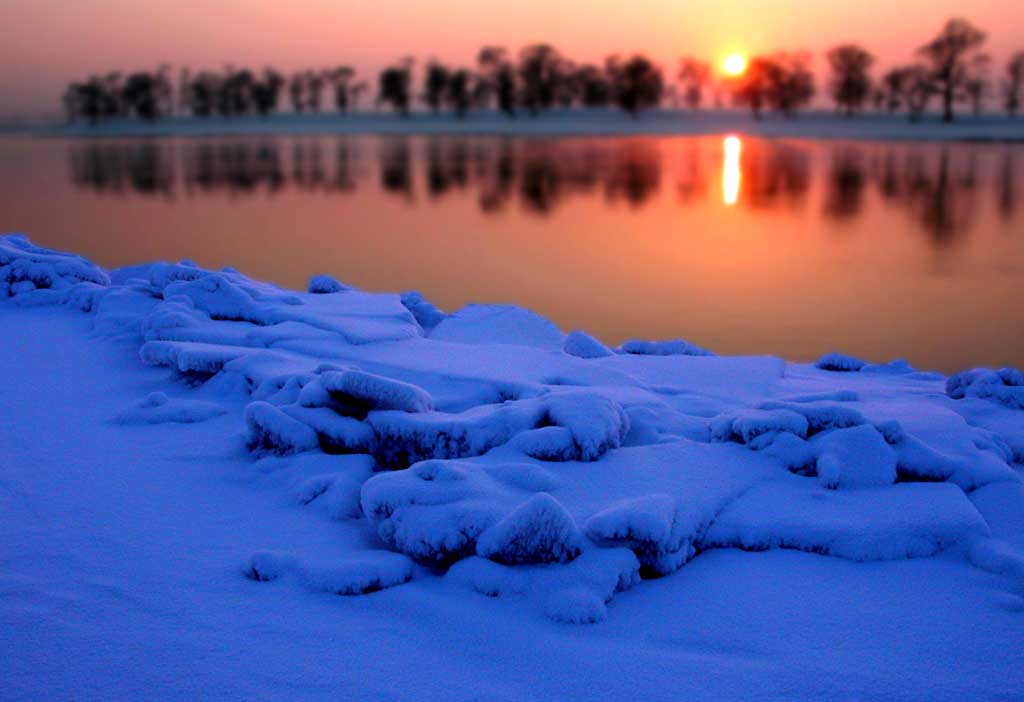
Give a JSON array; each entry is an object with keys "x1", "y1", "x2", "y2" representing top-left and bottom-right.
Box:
[
  {"x1": 721, "y1": 53, "x2": 748, "y2": 77},
  {"x1": 722, "y1": 135, "x2": 742, "y2": 206}
]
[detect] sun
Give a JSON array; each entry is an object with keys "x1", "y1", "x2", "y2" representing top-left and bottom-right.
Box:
[{"x1": 721, "y1": 53, "x2": 748, "y2": 77}]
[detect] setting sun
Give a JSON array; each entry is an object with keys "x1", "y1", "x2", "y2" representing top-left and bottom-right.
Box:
[{"x1": 721, "y1": 52, "x2": 748, "y2": 76}]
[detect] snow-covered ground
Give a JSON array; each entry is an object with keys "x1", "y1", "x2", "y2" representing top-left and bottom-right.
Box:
[
  {"x1": 2, "y1": 233, "x2": 1024, "y2": 700},
  {"x1": 47, "y1": 109, "x2": 1024, "y2": 141}
]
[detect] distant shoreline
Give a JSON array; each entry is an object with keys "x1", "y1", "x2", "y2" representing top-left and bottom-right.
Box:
[{"x1": 29, "y1": 109, "x2": 1024, "y2": 142}]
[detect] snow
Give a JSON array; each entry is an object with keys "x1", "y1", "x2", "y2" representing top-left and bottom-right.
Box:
[
  {"x1": 3, "y1": 234, "x2": 1024, "y2": 700},
  {"x1": 562, "y1": 330, "x2": 614, "y2": 359}
]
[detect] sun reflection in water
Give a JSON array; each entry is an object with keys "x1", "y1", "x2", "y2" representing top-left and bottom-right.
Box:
[{"x1": 723, "y1": 135, "x2": 742, "y2": 206}]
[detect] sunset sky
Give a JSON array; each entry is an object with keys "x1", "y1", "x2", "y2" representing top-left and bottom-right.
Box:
[{"x1": 2, "y1": 0, "x2": 1023, "y2": 119}]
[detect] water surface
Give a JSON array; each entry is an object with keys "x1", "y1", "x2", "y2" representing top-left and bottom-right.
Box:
[{"x1": 2, "y1": 134, "x2": 1022, "y2": 373}]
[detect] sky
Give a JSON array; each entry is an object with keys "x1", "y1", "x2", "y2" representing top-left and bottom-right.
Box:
[{"x1": 1, "y1": 0, "x2": 1023, "y2": 120}]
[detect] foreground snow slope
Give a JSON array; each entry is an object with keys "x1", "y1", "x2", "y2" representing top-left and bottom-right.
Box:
[
  {"x1": 2, "y1": 234, "x2": 1023, "y2": 700},
  {"x1": 50, "y1": 109, "x2": 1024, "y2": 141}
]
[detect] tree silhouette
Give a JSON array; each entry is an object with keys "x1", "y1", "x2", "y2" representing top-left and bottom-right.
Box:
[
  {"x1": 963, "y1": 54, "x2": 991, "y2": 116},
  {"x1": 732, "y1": 57, "x2": 774, "y2": 119},
  {"x1": 329, "y1": 66, "x2": 357, "y2": 113},
  {"x1": 918, "y1": 18, "x2": 987, "y2": 122},
  {"x1": 1003, "y1": 52, "x2": 1024, "y2": 116},
  {"x1": 678, "y1": 58, "x2": 711, "y2": 110},
  {"x1": 446, "y1": 69, "x2": 474, "y2": 119},
  {"x1": 575, "y1": 64, "x2": 612, "y2": 107},
  {"x1": 606, "y1": 55, "x2": 663, "y2": 117},
  {"x1": 477, "y1": 47, "x2": 517, "y2": 117},
  {"x1": 423, "y1": 61, "x2": 450, "y2": 113},
  {"x1": 827, "y1": 44, "x2": 874, "y2": 116},
  {"x1": 251, "y1": 69, "x2": 284, "y2": 117},
  {"x1": 378, "y1": 59, "x2": 414, "y2": 116},
  {"x1": 765, "y1": 53, "x2": 815, "y2": 118},
  {"x1": 517, "y1": 44, "x2": 566, "y2": 116}
]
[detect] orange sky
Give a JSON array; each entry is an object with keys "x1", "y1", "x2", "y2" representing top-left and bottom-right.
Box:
[{"x1": 2, "y1": 0, "x2": 1023, "y2": 119}]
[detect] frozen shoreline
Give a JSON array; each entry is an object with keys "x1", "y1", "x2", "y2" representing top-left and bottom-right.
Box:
[
  {"x1": 41, "y1": 108, "x2": 1024, "y2": 141},
  {"x1": 2, "y1": 233, "x2": 1024, "y2": 700}
]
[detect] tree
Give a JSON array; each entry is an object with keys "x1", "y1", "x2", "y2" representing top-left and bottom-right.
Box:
[
  {"x1": 918, "y1": 18, "x2": 987, "y2": 122},
  {"x1": 606, "y1": 54, "x2": 663, "y2": 117},
  {"x1": 879, "y1": 68, "x2": 908, "y2": 112},
  {"x1": 963, "y1": 54, "x2": 991, "y2": 116},
  {"x1": 678, "y1": 58, "x2": 711, "y2": 110},
  {"x1": 518, "y1": 44, "x2": 563, "y2": 115},
  {"x1": 732, "y1": 57, "x2": 774, "y2": 119},
  {"x1": 827, "y1": 44, "x2": 874, "y2": 116},
  {"x1": 423, "y1": 61, "x2": 450, "y2": 113},
  {"x1": 251, "y1": 69, "x2": 284, "y2": 117},
  {"x1": 378, "y1": 59, "x2": 414, "y2": 116},
  {"x1": 1003, "y1": 52, "x2": 1024, "y2": 116},
  {"x1": 446, "y1": 69, "x2": 474, "y2": 118},
  {"x1": 575, "y1": 64, "x2": 612, "y2": 107},
  {"x1": 477, "y1": 46, "x2": 517, "y2": 117},
  {"x1": 330, "y1": 66, "x2": 356, "y2": 113},
  {"x1": 765, "y1": 52, "x2": 815, "y2": 118}
]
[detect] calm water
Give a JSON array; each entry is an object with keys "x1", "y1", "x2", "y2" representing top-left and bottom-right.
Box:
[{"x1": 1, "y1": 133, "x2": 1022, "y2": 373}]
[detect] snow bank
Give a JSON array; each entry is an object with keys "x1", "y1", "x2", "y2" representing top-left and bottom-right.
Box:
[
  {"x1": 307, "y1": 274, "x2": 351, "y2": 294},
  {"x1": 5, "y1": 235, "x2": 1024, "y2": 631}
]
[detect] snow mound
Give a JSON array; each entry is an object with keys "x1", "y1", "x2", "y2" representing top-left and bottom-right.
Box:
[
  {"x1": 368, "y1": 390, "x2": 628, "y2": 468},
  {"x1": 245, "y1": 401, "x2": 320, "y2": 454},
  {"x1": 710, "y1": 408, "x2": 810, "y2": 444},
  {"x1": 563, "y1": 330, "x2": 614, "y2": 359},
  {"x1": 448, "y1": 548, "x2": 640, "y2": 624},
  {"x1": 619, "y1": 338, "x2": 714, "y2": 357},
  {"x1": 815, "y1": 352, "x2": 867, "y2": 372},
  {"x1": 705, "y1": 479, "x2": 990, "y2": 561},
  {"x1": 307, "y1": 274, "x2": 350, "y2": 294},
  {"x1": 0, "y1": 234, "x2": 110, "y2": 307},
  {"x1": 320, "y1": 369, "x2": 433, "y2": 413},
  {"x1": 245, "y1": 551, "x2": 413, "y2": 595},
  {"x1": 476, "y1": 493, "x2": 584, "y2": 565},
  {"x1": 584, "y1": 494, "x2": 695, "y2": 575},
  {"x1": 429, "y1": 304, "x2": 566, "y2": 349},
  {"x1": 947, "y1": 368, "x2": 1024, "y2": 410},
  {"x1": 114, "y1": 392, "x2": 226, "y2": 424},
  {"x1": 812, "y1": 425, "x2": 897, "y2": 489}
]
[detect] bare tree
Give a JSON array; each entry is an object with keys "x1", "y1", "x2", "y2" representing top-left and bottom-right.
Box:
[
  {"x1": 827, "y1": 44, "x2": 874, "y2": 116},
  {"x1": 678, "y1": 58, "x2": 711, "y2": 110},
  {"x1": 918, "y1": 18, "x2": 987, "y2": 122},
  {"x1": 477, "y1": 46, "x2": 517, "y2": 117},
  {"x1": 1003, "y1": 51, "x2": 1024, "y2": 116}
]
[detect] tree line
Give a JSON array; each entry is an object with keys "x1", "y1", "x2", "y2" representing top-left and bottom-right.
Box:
[{"x1": 63, "y1": 18, "x2": 1024, "y2": 125}]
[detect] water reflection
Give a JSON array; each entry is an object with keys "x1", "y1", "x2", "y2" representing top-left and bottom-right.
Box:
[{"x1": 65, "y1": 135, "x2": 1020, "y2": 247}]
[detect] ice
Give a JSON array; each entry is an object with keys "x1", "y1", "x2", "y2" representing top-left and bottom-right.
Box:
[
  {"x1": 619, "y1": 338, "x2": 714, "y2": 357},
  {"x1": 476, "y1": 493, "x2": 584, "y2": 565},
  {"x1": 812, "y1": 424, "x2": 897, "y2": 489},
  {"x1": 563, "y1": 330, "x2": 614, "y2": 359}
]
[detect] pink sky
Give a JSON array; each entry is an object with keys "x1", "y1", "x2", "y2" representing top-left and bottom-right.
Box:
[{"x1": 2, "y1": 0, "x2": 1023, "y2": 119}]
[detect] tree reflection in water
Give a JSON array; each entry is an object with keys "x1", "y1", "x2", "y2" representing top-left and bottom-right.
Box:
[{"x1": 66, "y1": 135, "x2": 1020, "y2": 246}]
